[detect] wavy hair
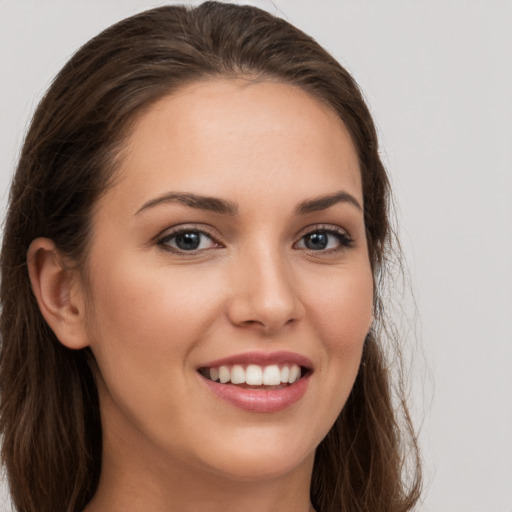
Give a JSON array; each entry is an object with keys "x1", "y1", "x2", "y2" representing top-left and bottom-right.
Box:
[{"x1": 0, "y1": 3, "x2": 421, "y2": 511}]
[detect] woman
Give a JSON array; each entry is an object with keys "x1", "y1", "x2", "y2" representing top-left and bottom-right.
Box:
[{"x1": 0, "y1": 3, "x2": 421, "y2": 512}]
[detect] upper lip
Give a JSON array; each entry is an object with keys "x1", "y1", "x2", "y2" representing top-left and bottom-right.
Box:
[{"x1": 198, "y1": 351, "x2": 313, "y2": 370}]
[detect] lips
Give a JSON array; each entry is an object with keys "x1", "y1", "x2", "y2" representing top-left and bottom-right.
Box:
[{"x1": 197, "y1": 351, "x2": 312, "y2": 412}]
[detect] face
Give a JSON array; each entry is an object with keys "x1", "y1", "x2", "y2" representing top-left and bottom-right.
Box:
[{"x1": 81, "y1": 79, "x2": 373, "y2": 482}]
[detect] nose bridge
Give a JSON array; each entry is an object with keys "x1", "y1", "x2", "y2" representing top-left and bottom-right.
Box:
[{"x1": 227, "y1": 238, "x2": 303, "y2": 332}]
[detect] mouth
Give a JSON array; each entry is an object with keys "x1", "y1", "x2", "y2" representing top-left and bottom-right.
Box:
[
  {"x1": 196, "y1": 352, "x2": 313, "y2": 412},
  {"x1": 198, "y1": 363, "x2": 309, "y2": 389}
]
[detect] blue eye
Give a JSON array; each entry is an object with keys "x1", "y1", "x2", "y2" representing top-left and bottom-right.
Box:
[
  {"x1": 296, "y1": 229, "x2": 352, "y2": 252},
  {"x1": 159, "y1": 230, "x2": 219, "y2": 252}
]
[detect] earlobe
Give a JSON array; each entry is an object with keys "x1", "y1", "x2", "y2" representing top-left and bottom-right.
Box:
[{"x1": 27, "y1": 238, "x2": 89, "y2": 350}]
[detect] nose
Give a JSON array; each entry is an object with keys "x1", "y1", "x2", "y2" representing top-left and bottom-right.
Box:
[{"x1": 226, "y1": 245, "x2": 305, "y2": 334}]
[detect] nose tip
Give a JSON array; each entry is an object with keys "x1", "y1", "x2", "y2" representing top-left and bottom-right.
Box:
[{"x1": 226, "y1": 258, "x2": 304, "y2": 334}]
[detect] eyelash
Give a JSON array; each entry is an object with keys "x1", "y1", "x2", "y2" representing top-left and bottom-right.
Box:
[
  {"x1": 157, "y1": 226, "x2": 220, "y2": 253},
  {"x1": 157, "y1": 225, "x2": 353, "y2": 254},
  {"x1": 294, "y1": 225, "x2": 354, "y2": 253}
]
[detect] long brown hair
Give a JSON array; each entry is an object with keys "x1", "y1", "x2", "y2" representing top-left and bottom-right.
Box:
[{"x1": 0, "y1": 3, "x2": 421, "y2": 511}]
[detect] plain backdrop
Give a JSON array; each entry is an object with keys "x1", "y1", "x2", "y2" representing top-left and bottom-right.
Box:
[{"x1": 1, "y1": 1, "x2": 511, "y2": 511}]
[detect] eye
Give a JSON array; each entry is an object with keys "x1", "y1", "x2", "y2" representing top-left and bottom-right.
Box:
[
  {"x1": 158, "y1": 229, "x2": 221, "y2": 253},
  {"x1": 295, "y1": 228, "x2": 353, "y2": 252}
]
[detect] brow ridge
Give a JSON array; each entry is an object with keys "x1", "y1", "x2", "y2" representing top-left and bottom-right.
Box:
[
  {"x1": 136, "y1": 190, "x2": 361, "y2": 217},
  {"x1": 295, "y1": 191, "x2": 362, "y2": 214},
  {"x1": 135, "y1": 192, "x2": 239, "y2": 216}
]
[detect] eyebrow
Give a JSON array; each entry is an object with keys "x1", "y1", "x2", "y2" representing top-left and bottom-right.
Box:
[
  {"x1": 135, "y1": 192, "x2": 239, "y2": 216},
  {"x1": 294, "y1": 191, "x2": 363, "y2": 214},
  {"x1": 135, "y1": 190, "x2": 362, "y2": 217}
]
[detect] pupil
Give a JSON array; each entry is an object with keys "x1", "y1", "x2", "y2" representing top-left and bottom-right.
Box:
[
  {"x1": 306, "y1": 232, "x2": 328, "y2": 250},
  {"x1": 176, "y1": 232, "x2": 200, "y2": 250}
]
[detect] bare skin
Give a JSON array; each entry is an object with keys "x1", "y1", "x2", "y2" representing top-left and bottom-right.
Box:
[{"x1": 29, "y1": 79, "x2": 373, "y2": 512}]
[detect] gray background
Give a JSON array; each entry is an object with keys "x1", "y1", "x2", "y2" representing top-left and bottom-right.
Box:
[{"x1": 1, "y1": 1, "x2": 511, "y2": 510}]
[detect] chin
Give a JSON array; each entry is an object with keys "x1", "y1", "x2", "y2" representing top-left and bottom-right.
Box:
[
  {"x1": 188, "y1": 425, "x2": 319, "y2": 482},
  {"x1": 205, "y1": 450, "x2": 314, "y2": 483}
]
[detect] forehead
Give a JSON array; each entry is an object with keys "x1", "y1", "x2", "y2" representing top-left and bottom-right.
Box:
[{"x1": 110, "y1": 78, "x2": 362, "y2": 210}]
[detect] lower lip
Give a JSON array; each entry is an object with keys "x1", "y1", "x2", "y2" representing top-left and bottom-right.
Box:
[{"x1": 200, "y1": 373, "x2": 311, "y2": 413}]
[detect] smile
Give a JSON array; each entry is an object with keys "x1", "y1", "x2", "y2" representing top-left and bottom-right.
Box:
[
  {"x1": 199, "y1": 363, "x2": 302, "y2": 387},
  {"x1": 197, "y1": 352, "x2": 312, "y2": 413}
]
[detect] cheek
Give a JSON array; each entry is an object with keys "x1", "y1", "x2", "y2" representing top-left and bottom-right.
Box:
[
  {"x1": 82, "y1": 261, "x2": 227, "y2": 435},
  {"x1": 306, "y1": 263, "x2": 373, "y2": 360},
  {"x1": 297, "y1": 262, "x2": 373, "y2": 441},
  {"x1": 86, "y1": 259, "x2": 220, "y2": 346},
  {"x1": 82, "y1": 261, "x2": 221, "y2": 406},
  {"x1": 302, "y1": 265, "x2": 373, "y2": 404}
]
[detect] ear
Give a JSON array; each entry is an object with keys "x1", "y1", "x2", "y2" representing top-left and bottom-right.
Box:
[{"x1": 27, "y1": 238, "x2": 89, "y2": 350}]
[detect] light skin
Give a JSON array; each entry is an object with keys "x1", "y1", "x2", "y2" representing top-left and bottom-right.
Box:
[{"x1": 28, "y1": 79, "x2": 374, "y2": 512}]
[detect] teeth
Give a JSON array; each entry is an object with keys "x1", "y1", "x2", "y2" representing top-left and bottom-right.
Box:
[
  {"x1": 231, "y1": 365, "x2": 245, "y2": 384},
  {"x1": 210, "y1": 367, "x2": 219, "y2": 382},
  {"x1": 288, "y1": 365, "x2": 300, "y2": 384},
  {"x1": 262, "y1": 365, "x2": 281, "y2": 385},
  {"x1": 246, "y1": 364, "x2": 263, "y2": 385},
  {"x1": 206, "y1": 363, "x2": 302, "y2": 385},
  {"x1": 218, "y1": 366, "x2": 230, "y2": 384}
]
